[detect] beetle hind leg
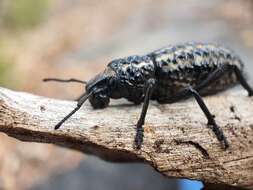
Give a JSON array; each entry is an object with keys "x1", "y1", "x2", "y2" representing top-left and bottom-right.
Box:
[
  {"x1": 155, "y1": 64, "x2": 253, "y2": 149},
  {"x1": 233, "y1": 65, "x2": 253, "y2": 96},
  {"x1": 158, "y1": 86, "x2": 229, "y2": 149},
  {"x1": 186, "y1": 87, "x2": 229, "y2": 149}
]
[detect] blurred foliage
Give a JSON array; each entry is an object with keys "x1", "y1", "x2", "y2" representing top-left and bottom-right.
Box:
[
  {"x1": 0, "y1": 39, "x2": 13, "y2": 87},
  {"x1": 2, "y1": 0, "x2": 51, "y2": 30},
  {"x1": 0, "y1": 0, "x2": 51, "y2": 87}
]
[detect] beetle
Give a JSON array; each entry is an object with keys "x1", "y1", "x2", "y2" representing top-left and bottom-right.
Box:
[{"x1": 44, "y1": 42, "x2": 253, "y2": 150}]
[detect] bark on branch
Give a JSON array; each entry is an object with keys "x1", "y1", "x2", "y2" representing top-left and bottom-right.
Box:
[{"x1": 0, "y1": 87, "x2": 252, "y2": 189}]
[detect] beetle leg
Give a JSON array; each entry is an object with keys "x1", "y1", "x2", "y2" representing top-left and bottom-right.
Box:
[
  {"x1": 184, "y1": 86, "x2": 229, "y2": 149},
  {"x1": 196, "y1": 64, "x2": 253, "y2": 96},
  {"x1": 158, "y1": 68, "x2": 230, "y2": 149},
  {"x1": 232, "y1": 65, "x2": 253, "y2": 96},
  {"x1": 156, "y1": 64, "x2": 253, "y2": 149},
  {"x1": 197, "y1": 65, "x2": 253, "y2": 96},
  {"x1": 135, "y1": 78, "x2": 156, "y2": 149}
]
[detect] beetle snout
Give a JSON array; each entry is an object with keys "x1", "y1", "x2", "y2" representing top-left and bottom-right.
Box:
[{"x1": 88, "y1": 91, "x2": 110, "y2": 109}]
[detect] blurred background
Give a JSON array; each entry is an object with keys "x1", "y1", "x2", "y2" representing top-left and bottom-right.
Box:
[{"x1": 0, "y1": 0, "x2": 253, "y2": 189}]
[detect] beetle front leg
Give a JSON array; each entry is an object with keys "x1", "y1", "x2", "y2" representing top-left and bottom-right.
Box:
[{"x1": 135, "y1": 78, "x2": 156, "y2": 149}]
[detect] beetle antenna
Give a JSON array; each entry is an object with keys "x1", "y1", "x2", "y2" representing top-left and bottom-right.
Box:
[
  {"x1": 43, "y1": 78, "x2": 87, "y2": 84},
  {"x1": 54, "y1": 91, "x2": 92, "y2": 130}
]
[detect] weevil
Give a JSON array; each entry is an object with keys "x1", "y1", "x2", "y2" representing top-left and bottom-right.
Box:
[{"x1": 44, "y1": 42, "x2": 253, "y2": 150}]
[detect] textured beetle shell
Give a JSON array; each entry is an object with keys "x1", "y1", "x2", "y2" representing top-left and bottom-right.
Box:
[
  {"x1": 108, "y1": 55, "x2": 155, "y2": 103},
  {"x1": 89, "y1": 42, "x2": 245, "y2": 105},
  {"x1": 109, "y1": 55, "x2": 155, "y2": 87},
  {"x1": 147, "y1": 42, "x2": 243, "y2": 100}
]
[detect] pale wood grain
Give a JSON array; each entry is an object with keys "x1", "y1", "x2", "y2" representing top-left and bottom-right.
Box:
[{"x1": 0, "y1": 87, "x2": 252, "y2": 189}]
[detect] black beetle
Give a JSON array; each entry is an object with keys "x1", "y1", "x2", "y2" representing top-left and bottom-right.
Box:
[{"x1": 44, "y1": 42, "x2": 253, "y2": 150}]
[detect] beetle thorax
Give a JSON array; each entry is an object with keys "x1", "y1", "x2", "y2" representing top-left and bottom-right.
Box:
[
  {"x1": 106, "y1": 55, "x2": 156, "y2": 103},
  {"x1": 108, "y1": 55, "x2": 155, "y2": 87}
]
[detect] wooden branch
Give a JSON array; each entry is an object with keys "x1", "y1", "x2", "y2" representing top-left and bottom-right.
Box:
[{"x1": 0, "y1": 87, "x2": 252, "y2": 189}]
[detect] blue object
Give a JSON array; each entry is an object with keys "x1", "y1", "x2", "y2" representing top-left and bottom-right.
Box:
[{"x1": 180, "y1": 179, "x2": 203, "y2": 190}]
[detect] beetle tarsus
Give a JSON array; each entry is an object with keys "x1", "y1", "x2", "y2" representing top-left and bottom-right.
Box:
[
  {"x1": 208, "y1": 122, "x2": 229, "y2": 150},
  {"x1": 135, "y1": 127, "x2": 144, "y2": 149}
]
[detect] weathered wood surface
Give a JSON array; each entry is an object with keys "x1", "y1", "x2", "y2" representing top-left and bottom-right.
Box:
[{"x1": 0, "y1": 87, "x2": 252, "y2": 189}]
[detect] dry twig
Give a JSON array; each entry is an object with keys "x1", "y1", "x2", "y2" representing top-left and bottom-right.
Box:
[{"x1": 0, "y1": 87, "x2": 252, "y2": 189}]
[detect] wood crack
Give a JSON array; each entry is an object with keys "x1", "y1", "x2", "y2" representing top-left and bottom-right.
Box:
[{"x1": 175, "y1": 140, "x2": 210, "y2": 159}]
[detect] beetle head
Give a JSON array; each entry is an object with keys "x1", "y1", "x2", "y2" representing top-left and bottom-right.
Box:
[
  {"x1": 85, "y1": 67, "x2": 118, "y2": 109},
  {"x1": 86, "y1": 55, "x2": 155, "y2": 108}
]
